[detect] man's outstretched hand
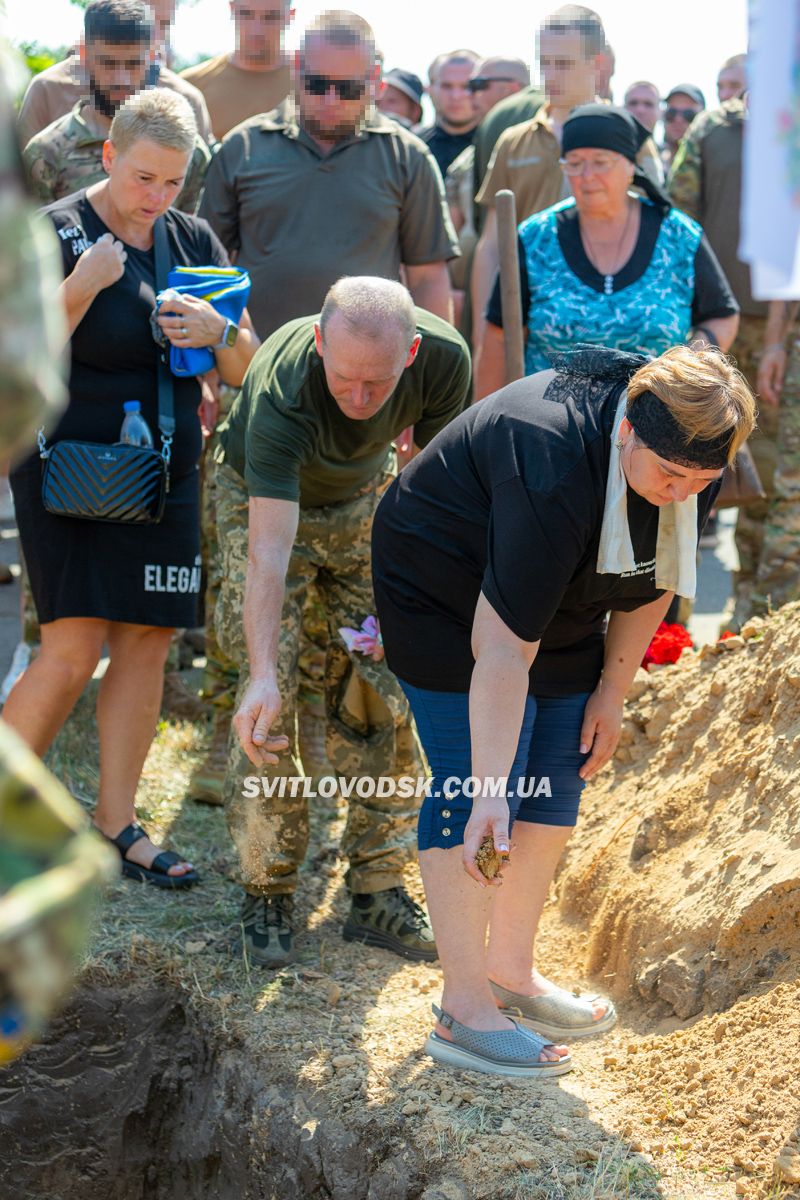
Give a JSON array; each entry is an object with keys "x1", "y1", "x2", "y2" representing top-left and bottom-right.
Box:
[{"x1": 233, "y1": 679, "x2": 290, "y2": 766}]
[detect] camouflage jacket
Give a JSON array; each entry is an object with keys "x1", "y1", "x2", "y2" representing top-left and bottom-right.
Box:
[
  {"x1": 669, "y1": 98, "x2": 763, "y2": 316},
  {"x1": 0, "y1": 72, "x2": 66, "y2": 457},
  {"x1": 668, "y1": 98, "x2": 746, "y2": 222},
  {"x1": 22, "y1": 100, "x2": 211, "y2": 215}
]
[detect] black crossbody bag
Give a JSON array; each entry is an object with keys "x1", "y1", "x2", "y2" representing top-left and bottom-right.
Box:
[{"x1": 39, "y1": 217, "x2": 175, "y2": 525}]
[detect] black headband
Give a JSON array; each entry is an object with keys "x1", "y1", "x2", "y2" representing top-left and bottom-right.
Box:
[{"x1": 627, "y1": 390, "x2": 733, "y2": 469}]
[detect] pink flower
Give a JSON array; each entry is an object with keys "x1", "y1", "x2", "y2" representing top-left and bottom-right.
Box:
[{"x1": 339, "y1": 615, "x2": 383, "y2": 657}]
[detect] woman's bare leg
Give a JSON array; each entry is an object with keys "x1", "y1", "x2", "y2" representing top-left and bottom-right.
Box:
[
  {"x1": 94, "y1": 622, "x2": 192, "y2": 877},
  {"x1": 486, "y1": 822, "x2": 608, "y2": 1019},
  {"x1": 2, "y1": 617, "x2": 106, "y2": 755},
  {"x1": 419, "y1": 845, "x2": 567, "y2": 1061}
]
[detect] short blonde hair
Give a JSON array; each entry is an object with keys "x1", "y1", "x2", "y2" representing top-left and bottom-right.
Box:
[
  {"x1": 109, "y1": 87, "x2": 197, "y2": 156},
  {"x1": 627, "y1": 345, "x2": 756, "y2": 465}
]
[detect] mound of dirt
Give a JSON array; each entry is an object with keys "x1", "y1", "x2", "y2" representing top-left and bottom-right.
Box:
[
  {"x1": 559, "y1": 605, "x2": 800, "y2": 1024},
  {"x1": 550, "y1": 606, "x2": 800, "y2": 1196}
]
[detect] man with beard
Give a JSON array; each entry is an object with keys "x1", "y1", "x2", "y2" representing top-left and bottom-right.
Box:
[
  {"x1": 416, "y1": 49, "x2": 481, "y2": 179},
  {"x1": 200, "y1": 9, "x2": 457, "y2": 340},
  {"x1": 17, "y1": 0, "x2": 212, "y2": 147},
  {"x1": 22, "y1": 0, "x2": 211, "y2": 213}
]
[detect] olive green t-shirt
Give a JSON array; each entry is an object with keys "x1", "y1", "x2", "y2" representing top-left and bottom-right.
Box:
[{"x1": 217, "y1": 309, "x2": 471, "y2": 508}]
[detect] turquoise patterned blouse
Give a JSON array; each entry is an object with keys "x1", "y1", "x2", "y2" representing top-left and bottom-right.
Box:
[{"x1": 512, "y1": 197, "x2": 727, "y2": 375}]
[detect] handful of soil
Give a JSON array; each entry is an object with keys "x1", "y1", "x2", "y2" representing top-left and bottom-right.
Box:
[{"x1": 475, "y1": 836, "x2": 509, "y2": 880}]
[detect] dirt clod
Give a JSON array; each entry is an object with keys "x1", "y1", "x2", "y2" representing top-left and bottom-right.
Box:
[{"x1": 475, "y1": 836, "x2": 508, "y2": 880}]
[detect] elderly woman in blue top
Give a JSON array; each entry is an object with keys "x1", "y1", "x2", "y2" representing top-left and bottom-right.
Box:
[{"x1": 474, "y1": 105, "x2": 739, "y2": 400}]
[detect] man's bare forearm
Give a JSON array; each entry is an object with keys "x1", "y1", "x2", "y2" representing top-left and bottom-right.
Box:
[
  {"x1": 764, "y1": 298, "x2": 800, "y2": 348},
  {"x1": 470, "y1": 219, "x2": 499, "y2": 353},
  {"x1": 406, "y1": 263, "x2": 454, "y2": 323},
  {"x1": 243, "y1": 557, "x2": 288, "y2": 683}
]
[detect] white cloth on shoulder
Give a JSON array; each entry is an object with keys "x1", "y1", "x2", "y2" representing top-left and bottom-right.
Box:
[{"x1": 596, "y1": 391, "x2": 698, "y2": 599}]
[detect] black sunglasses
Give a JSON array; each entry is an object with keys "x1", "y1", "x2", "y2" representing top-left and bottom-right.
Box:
[
  {"x1": 467, "y1": 76, "x2": 517, "y2": 93},
  {"x1": 303, "y1": 73, "x2": 367, "y2": 101},
  {"x1": 665, "y1": 106, "x2": 699, "y2": 122}
]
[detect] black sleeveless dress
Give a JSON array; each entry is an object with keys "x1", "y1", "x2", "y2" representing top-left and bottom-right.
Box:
[{"x1": 11, "y1": 192, "x2": 229, "y2": 628}]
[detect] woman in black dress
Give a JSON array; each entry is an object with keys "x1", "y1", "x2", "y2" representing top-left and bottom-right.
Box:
[{"x1": 6, "y1": 88, "x2": 259, "y2": 888}]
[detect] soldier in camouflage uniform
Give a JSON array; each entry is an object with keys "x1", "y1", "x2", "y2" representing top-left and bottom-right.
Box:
[
  {"x1": 215, "y1": 278, "x2": 471, "y2": 968},
  {"x1": 669, "y1": 96, "x2": 778, "y2": 626},
  {"x1": 0, "y1": 58, "x2": 117, "y2": 1063},
  {"x1": 190, "y1": 405, "x2": 329, "y2": 808},
  {"x1": 751, "y1": 301, "x2": 800, "y2": 613},
  {"x1": 22, "y1": 0, "x2": 209, "y2": 215}
]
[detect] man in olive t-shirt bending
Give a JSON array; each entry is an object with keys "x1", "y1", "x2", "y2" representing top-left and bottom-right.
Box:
[{"x1": 214, "y1": 277, "x2": 471, "y2": 968}]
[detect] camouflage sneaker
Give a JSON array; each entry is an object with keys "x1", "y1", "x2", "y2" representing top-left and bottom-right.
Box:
[
  {"x1": 241, "y1": 892, "x2": 295, "y2": 968},
  {"x1": 343, "y1": 887, "x2": 438, "y2": 962}
]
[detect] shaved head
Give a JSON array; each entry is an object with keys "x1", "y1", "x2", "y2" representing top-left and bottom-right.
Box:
[
  {"x1": 320, "y1": 276, "x2": 417, "y2": 348},
  {"x1": 473, "y1": 56, "x2": 530, "y2": 88}
]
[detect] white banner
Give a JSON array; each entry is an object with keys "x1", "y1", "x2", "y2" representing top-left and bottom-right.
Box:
[{"x1": 741, "y1": 0, "x2": 800, "y2": 297}]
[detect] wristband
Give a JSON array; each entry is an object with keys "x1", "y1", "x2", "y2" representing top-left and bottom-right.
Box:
[{"x1": 689, "y1": 325, "x2": 720, "y2": 348}]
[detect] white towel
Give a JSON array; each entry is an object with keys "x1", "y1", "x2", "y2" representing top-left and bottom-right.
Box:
[{"x1": 596, "y1": 391, "x2": 698, "y2": 599}]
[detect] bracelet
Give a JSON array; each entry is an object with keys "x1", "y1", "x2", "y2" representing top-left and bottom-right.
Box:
[{"x1": 763, "y1": 343, "x2": 787, "y2": 355}]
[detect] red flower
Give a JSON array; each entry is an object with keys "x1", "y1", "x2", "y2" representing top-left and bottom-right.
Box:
[
  {"x1": 718, "y1": 630, "x2": 736, "y2": 641},
  {"x1": 641, "y1": 621, "x2": 694, "y2": 670}
]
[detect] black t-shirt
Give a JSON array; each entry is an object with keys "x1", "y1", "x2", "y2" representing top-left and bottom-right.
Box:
[
  {"x1": 486, "y1": 202, "x2": 737, "y2": 328},
  {"x1": 40, "y1": 191, "x2": 229, "y2": 478},
  {"x1": 416, "y1": 124, "x2": 476, "y2": 180},
  {"x1": 372, "y1": 366, "x2": 719, "y2": 697}
]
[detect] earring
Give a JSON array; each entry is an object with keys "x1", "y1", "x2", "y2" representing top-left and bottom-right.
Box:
[{"x1": 615, "y1": 439, "x2": 624, "y2": 451}]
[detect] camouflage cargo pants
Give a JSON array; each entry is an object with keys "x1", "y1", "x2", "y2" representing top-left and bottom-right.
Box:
[
  {"x1": 751, "y1": 326, "x2": 800, "y2": 614},
  {"x1": 214, "y1": 461, "x2": 422, "y2": 897},
  {"x1": 199, "y1": 394, "x2": 239, "y2": 712},
  {"x1": 731, "y1": 315, "x2": 779, "y2": 622}
]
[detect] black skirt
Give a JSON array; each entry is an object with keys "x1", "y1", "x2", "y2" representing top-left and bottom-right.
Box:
[{"x1": 11, "y1": 458, "x2": 202, "y2": 629}]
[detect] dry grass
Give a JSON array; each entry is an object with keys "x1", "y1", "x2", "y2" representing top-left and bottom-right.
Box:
[{"x1": 41, "y1": 674, "x2": 798, "y2": 1200}]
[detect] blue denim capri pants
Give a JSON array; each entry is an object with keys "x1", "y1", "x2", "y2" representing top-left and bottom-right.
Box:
[{"x1": 399, "y1": 682, "x2": 592, "y2": 851}]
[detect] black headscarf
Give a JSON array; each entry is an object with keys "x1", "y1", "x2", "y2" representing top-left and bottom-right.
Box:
[{"x1": 561, "y1": 103, "x2": 672, "y2": 214}]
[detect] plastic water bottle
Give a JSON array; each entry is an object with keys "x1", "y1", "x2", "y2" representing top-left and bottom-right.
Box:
[{"x1": 119, "y1": 401, "x2": 153, "y2": 448}]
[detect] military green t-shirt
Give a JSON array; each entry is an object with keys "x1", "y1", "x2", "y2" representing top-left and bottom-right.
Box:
[{"x1": 217, "y1": 308, "x2": 471, "y2": 508}]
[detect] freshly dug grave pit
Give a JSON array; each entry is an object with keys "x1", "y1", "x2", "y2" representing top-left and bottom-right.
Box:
[
  {"x1": 2, "y1": 610, "x2": 799, "y2": 1200},
  {"x1": 0, "y1": 972, "x2": 424, "y2": 1200}
]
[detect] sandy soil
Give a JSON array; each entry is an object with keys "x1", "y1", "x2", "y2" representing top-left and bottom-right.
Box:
[{"x1": 7, "y1": 607, "x2": 800, "y2": 1200}]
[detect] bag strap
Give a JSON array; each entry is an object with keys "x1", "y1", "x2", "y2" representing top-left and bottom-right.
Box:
[{"x1": 153, "y1": 216, "x2": 176, "y2": 454}]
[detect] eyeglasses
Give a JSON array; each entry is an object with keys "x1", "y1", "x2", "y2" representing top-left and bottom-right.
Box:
[
  {"x1": 467, "y1": 76, "x2": 518, "y2": 93},
  {"x1": 664, "y1": 106, "x2": 699, "y2": 122},
  {"x1": 302, "y1": 73, "x2": 367, "y2": 101},
  {"x1": 559, "y1": 156, "x2": 617, "y2": 176}
]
